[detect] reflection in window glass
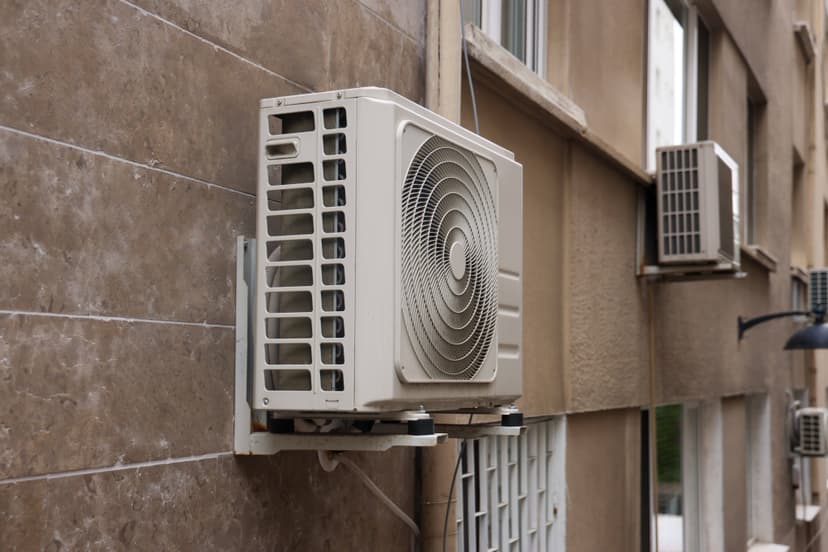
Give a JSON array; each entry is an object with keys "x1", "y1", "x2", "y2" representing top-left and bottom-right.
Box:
[
  {"x1": 461, "y1": 0, "x2": 546, "y2": 76},
  {"x1": 647, "y1": 0, "x2": 685, "y2": 170},
  {"x1": 501, "y1": 0, "x2": 526, "y2": 63},
  {"x1": 656, "y1": 404, "x2": 684, "y2": 552}
]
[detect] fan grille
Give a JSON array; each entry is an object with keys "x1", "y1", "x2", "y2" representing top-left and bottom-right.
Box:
[{"x1": 401, "y1": 136, "x2": 498, "y2": 380}]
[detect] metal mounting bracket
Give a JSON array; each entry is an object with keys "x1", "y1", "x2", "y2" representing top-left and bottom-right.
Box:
[{"x1": 233, "y1": 237, "x2": 448, "y2": 455}]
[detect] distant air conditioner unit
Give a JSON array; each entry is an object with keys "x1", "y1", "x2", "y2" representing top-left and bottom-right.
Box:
[
  {"x1": 809, "y1": 268, "x2": 828, "y2": 313},
  {"x1": 655, "y1": 141, "x2": 740, "y2": 270},
  {"x1": 251, "y1": 87, "x2": 523, "y2": 421},
  {"x1": 794, "y1": 407, "x2": 828, "y2": 457}
]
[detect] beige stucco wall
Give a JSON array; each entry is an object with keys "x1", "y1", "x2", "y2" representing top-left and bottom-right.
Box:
[
  {"x1": 461, "y1": 0, "x2": 823, "y2": 549},
  {"x1": 460, "y1": 81, "x2": 567, "y2": 417},
  {"x1": 566, "y1": 408, "x2": 641, "y2": 551}
]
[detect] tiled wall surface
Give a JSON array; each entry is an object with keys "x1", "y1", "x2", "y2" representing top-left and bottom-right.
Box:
[{"x1": 0, "y1": 0, "x2": 425, "y2": 549}]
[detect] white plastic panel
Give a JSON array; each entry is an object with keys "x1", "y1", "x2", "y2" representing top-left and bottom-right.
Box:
[
  {"x1": 456, "y1": 418, "x2": 566, "y2": 552},
  {"x1": 809, "y1": 268, "x2": 828, "y2": 312}
]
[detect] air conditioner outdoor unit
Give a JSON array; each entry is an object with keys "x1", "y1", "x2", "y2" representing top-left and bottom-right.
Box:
[
  {"x1": 251, "y1": 87, "x2": 523, "y2": 420},
  {"x1": 794, "y1": 407, "x2": 828, "y2": 457},
  {"x1": 655, "y1": 141, "x2": 740, "y2": 270},
  {"x1": 809, "y1": 268, "x2": 828, "y2": 313}
]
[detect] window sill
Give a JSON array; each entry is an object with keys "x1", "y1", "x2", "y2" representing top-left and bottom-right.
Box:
[
  {"x1": 796, "y1": 504, "x2": 820, "y2": 523},
  {"x1": 748, "y1": 542, "x2": 790, "y2": 552},
  {"x1": 741, "y1": 244, "x2": 778, "y2": 272},
  {"x1": 462, "y1": 23, "x2": 653, "y2": 187},
  {"x1": 794, "y1": 21, "x2": 816, "y2": 64},
  {"x1": 791, "y1": 264, "x2": 808, "y2": 284}
]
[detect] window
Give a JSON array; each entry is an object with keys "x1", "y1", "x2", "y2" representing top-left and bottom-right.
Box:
[
  {"x1": 462, "y1": 0, "x2": 548, "y2": 76},
  {"x1": 791, "y1": 159, "x2": 807, "y2": 266},
  {"x1": 646, "y1": 0, "x2": 710, "y2": 171},
  {"x1": 642, "y1": 404, "x2": 702, "y2": 552},
  {"x1": 455, "y1": 418, "x2": 565, "y2": 551},
  {"x1": 746, "y1": 394, "x2": 772, "y2": 545},
  {"x1": 745, "y1": 100, "x2": 758, "y2": 245},
  {"x1": 657, "y1": 404, "x2": 701, "y2": 552},
  {"x1": 792, "y1": 277, "x2": 806, "y2": 312}
]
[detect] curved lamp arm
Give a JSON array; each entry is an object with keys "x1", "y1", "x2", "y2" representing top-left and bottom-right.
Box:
[{"x1": 738, "y1": 310, "x2": 820, "y2": 341}]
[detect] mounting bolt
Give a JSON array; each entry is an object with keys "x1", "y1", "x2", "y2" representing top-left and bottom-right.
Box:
[
  {"x1": 276, "y1": 99, "x2": 283, "y2": 106},
  {"x1": 262, "y1": 398, "x2": 269, "y2": 406},
  {"x1": 336, "y1": 91, "x2": 343, "y2": 99}
]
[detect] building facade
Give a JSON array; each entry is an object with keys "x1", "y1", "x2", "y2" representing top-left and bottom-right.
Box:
[{"x1": 1, "y1": 0, "x2": 827, "y2": 551}]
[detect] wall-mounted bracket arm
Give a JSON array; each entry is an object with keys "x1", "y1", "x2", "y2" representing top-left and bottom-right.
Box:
[{"x1": 737, "y1": 310, "x2": 811, "y2": 341}]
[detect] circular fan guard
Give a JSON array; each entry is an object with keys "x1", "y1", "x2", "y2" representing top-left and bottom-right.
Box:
[{"x1": 401, "y1": 136, "x2": 498, "y2": 380}]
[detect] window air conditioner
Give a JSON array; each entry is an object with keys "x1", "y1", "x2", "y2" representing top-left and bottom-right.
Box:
[
  {"x1": 809, "y1": 268, "x2": 828, "y2": 313},
  {"x1": 251, "y1": 87, "x2": 523, "y2": 420},
  {"x1": 794, "y1": 407, "x2": 828, "y2": 457},
  {"x1": 655, "y1": 141, "x2": 740, "y2": 270}
]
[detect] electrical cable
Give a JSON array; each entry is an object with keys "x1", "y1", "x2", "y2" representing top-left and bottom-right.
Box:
[
  {"x1": 459, "y1": 1, "x2": 480, "y2": 135},
  {"x1": 317, "y1": 450, "x2": 420, "y2": 539},
  {"x1": 442, "y1": 414, "x2": 474, "y2": 552}
]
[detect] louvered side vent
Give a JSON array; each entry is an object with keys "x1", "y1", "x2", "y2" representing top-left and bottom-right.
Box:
[
  {"x1": 401, "y1": 137, "x2": 499, "y2": 381},
  {"x1": 797, "y1": 408, "x2": 828, "y2": 457},
  {"x1": 259, "y1": 104, "x2": 354, "y2": 408},
  {"x1": 456, "y1": 419, "x2": 566, "y2": 552},
  {"x1": 659, "y1": 146, "x2": 702, "y2": 259},
  {"x1": 655, "y1": 141, "x2": 739, "y2": 268},
  {"x1": 809, "y1": 268, "x2": 828, "y2": 313}
]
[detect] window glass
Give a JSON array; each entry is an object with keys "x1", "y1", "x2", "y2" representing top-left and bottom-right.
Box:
[
  {"x1": 647, "y1": 0, "x2": 685, "y2": 170},
  {"x1": 646, "y1": 0, "x2": 710, "y2": 171},
  {"x1": 746, "y1": 101, "x2": 757, "y2": 244},
  {"x1": 656, "y1": 404, "x2": 684, "y2": 551},
  {"x1": 463, "y1": 0, "x2": 547, "y2": 76}
]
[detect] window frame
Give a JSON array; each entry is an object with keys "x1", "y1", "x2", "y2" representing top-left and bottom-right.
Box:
[
  {"x1": 464, "y1": 0, "x2": 548, "y2": 78},
  {"x1": 645, "y1": 0, "x2": 710, "y2": 171},
  {"x1": 645, "y1": 403, "x2": 703, "y2": 552}
]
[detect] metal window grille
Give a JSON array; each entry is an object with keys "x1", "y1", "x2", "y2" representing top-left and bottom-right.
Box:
[{"x1": 456, "y1": 418, "x2": 566, "y2": 552}]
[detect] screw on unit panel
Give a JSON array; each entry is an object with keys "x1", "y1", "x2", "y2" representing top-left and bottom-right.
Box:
[
  {"x1": 336, "y1": 91, "x2": 343, "y2": 99},
  {"x1": 262, "y1": 398, "x2": 269, "y2": 405},
  {"x1": 276, "y1": 100, "x2": 283, "y2": 106}
]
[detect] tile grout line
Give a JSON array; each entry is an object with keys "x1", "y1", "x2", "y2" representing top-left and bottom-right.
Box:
[
  {"x1": 0, "y1": 309, "x2": 235, "y2": 330},
  {"x1": 118, "y1": 0, "x2": 312, "y2": 94},
  {"x1": 352, "y1": 0, "x2": 422, "y2": 46},
  {"x1": 0, "y1": 451, "x2": 234, "y2": 486},
  {"x1": 0, "y1": 125, "x2": 255, "y2": 200}
]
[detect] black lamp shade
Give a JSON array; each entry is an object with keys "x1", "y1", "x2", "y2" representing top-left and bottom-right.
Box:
[{"x1": 784, "y1": 323, "x2": 828, "y2": 350}]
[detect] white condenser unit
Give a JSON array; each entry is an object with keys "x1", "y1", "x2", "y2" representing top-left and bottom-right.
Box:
[
  {"x1": 656, "y1": 141, "x2": 740, "y2": 269},
  {"x1": 795, "y1": 408, "x2": 828, "y2": 457},
  {"x1": 809, "y1": 268, "x2": 828, "y2": 313},
  {"x1": 252, "y1": 87, "x2": 523, "y2": 417}
]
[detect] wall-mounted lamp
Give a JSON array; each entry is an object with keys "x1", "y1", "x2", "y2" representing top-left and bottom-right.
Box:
[{"x1": 738, "y1": 308, "x2": 828, "y2": 349}]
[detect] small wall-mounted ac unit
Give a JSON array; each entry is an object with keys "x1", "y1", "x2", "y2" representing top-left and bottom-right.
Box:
[
  {"x1": 251, "y1": 87, "x2": 523, "y2": 418},
  {"x1": 794, "y1": 407, "x2": 828, "y2": 457},
  {"x1": 809, "y1": 268, "x2": 828, "y2": 312},
  {"x1": 655, "y1": 141, "x2": 740, "y2": 270}
]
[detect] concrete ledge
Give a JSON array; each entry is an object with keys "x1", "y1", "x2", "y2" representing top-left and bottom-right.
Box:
[
  {"x1": 463, "y1": 23, "x2": 653, "y2": 187},
  {"x1": 794, "y1": 21, "x2": 816, "y2": 64},
  {"x1": 741, "y1": 244, "x2": 779, "y2": 273}
]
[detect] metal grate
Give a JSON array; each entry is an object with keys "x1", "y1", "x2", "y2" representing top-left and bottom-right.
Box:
[
  {"x1": 809, "y1": 269, "x2": 828, "y2": 313},
  {"x1": 259, "y1": 104, "x2": 353, "y2": 402},
  {"x1": 400, "y1": 136, "x2": 499, "y2": 380},
  {"x1": 799, "y1": 410, "x2": 827, "y2": 456},
  {"x1": 659, "y1": 147, "x2": 701, "y2": 258},
  {"x1": 456, "y1": 419, "x2": 566, "y2": 552}
]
